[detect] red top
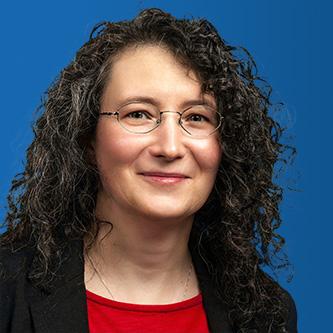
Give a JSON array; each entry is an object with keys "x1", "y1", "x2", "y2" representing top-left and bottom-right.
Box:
[{"x1": 86, "y1": 290, "x2": 210, "y2": 333}]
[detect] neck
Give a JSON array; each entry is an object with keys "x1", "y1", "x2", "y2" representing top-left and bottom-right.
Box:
[{"x1": 84, "y1": 193, "x2": 199, "y2": 304}]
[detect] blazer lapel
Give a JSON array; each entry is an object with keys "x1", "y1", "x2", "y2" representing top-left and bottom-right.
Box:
[
  {"x1": 191, "y1": 246, "x2": 233, "y2": 333},
  {"x1": 28, "y1": 240, "x2": 89, "y2": 333}
]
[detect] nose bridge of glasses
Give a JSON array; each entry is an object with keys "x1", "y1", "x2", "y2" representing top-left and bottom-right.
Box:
[
  {"x1": 157, "y1": 111, "x2": 186, "y2": 136},
  {"x1": 155, "y1": 111, "x2": 187, "y2": 148},
  {"x1": 158, "y1": 110, "x2": 182, "y2": 122}
]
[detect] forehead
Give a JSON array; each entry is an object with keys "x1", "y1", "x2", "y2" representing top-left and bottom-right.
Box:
[{"x1": 101, "y1": 45, "x2": 216, "y2": 109}]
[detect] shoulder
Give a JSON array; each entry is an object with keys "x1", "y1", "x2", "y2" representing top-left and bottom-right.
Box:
[
  {"x1": 0, "y1": 240, "x2": 34, "y2": 282},
  {"x1": 0, "y1": 239, "x2": 35, "y2": 303},
  {"x1": 259, "y1": 269, "x2": 298, "y2": 332},
  {"x1": 280, "y1": 286, "x2": 298, "y2": 333},
  {"x1": 0, "y1": 237, "x2": 36, "y2": 332},
  {"x1": 266, "y1": 279, "x2": 297, "y2": 333}
]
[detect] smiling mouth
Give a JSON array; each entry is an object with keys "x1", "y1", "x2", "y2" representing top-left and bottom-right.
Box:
[{"x1": 139, "y1": 173, "x2": 189, "y2": 185}]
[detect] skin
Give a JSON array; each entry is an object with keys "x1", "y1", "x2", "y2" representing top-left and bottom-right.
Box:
[{"x1": 84, "y1": 45, "x2": 222, "y2": 304}]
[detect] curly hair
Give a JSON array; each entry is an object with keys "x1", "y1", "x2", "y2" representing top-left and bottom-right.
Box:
[{"x1": 1, "y1": 8, "x2": 295, "y2": 332}]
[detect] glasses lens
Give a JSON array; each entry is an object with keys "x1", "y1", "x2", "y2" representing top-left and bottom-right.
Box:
[
  {"x1": 118, "y1": 103, "x2": 159, "y2": 133},
  {"x1": 117, "y1": 102, "x2": 221, "y2": 136},
  {"x1": 181, "y1": 105, "x2": 221, "y2": 137}
]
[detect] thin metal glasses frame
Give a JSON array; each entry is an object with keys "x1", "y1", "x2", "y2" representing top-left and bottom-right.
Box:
[{"x1": 99, "y1": 102, "x2": 223, "y2": 137}]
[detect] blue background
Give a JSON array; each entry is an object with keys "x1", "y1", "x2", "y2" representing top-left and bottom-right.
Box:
[{"x1": 1, "y1": 1, "x2": 332, "y2": 331}]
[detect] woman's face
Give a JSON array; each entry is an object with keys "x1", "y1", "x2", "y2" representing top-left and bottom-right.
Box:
[{"x1": 93, "y1": 46, "x2": 222, "y2": 221}]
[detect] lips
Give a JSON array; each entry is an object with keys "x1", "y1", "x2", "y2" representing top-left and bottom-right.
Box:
[
  {"x1": 139, "y1": 171, "x2": 190, "y2": 185},
  {"x1": 139, "y1": 172, "x2": 189, "y2": 178}
]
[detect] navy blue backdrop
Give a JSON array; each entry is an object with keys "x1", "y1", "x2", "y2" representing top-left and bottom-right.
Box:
[{"x1": 1, "y1": 1, "x2": 332, "y2": 332}]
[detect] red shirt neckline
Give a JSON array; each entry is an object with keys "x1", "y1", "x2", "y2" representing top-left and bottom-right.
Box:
[{"x1": 86, "y1": 289, "x2": 203, "y2": 313}]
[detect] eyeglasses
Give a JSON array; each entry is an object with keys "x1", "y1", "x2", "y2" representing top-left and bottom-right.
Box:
[{"x1": 99, "y1": 101, "x2": 223, "y2": 138}]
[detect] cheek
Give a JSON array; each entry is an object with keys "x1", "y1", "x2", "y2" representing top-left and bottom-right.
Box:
[
  {"x1": 93, "y1": 123, "x2": 146, "y2": 173},
  {"x1": 194, "y1": 138, "x2": 222, "y2": 175}
]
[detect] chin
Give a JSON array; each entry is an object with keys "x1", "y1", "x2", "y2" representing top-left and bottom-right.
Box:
[{"x1": 139, "y1": 205, "x2": 194, "y2": 222}]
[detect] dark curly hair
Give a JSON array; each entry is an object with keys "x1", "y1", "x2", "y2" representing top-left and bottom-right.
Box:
[{"x1": 1, "y1": 8, "x2": 296, "y2": 332}]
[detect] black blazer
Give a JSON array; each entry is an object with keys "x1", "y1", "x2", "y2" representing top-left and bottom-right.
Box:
[{"x1": 0, "y1": 240, "x2": 297, "y2": 333}]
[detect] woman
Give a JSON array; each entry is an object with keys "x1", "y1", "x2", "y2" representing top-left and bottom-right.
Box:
[{"x1": 0, "y1": 8, "x2": 297, "y2": 333}]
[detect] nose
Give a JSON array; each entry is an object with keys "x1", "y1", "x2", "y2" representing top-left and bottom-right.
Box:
[{"x1": 148, "y1": 112, "x2": 186, "y2": 161}]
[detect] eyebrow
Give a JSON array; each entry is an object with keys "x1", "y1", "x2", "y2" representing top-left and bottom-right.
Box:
[{"x1": 117, "y1": 95, "x2": 216, "y2": 110}]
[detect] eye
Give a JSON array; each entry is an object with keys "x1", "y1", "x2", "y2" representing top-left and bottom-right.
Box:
[
  {"x1": 187, "y1": 114, "x2": 209, "y2": 122},
  {"x1": 127, "y1": 111, "x2": 151, "y2": 119},
  {"x1": 182, "y1": 105, "x2": 216, "y2": 124},
  {"x1": 119, "y1": 103, "x2": 157, "y2": 121}
]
